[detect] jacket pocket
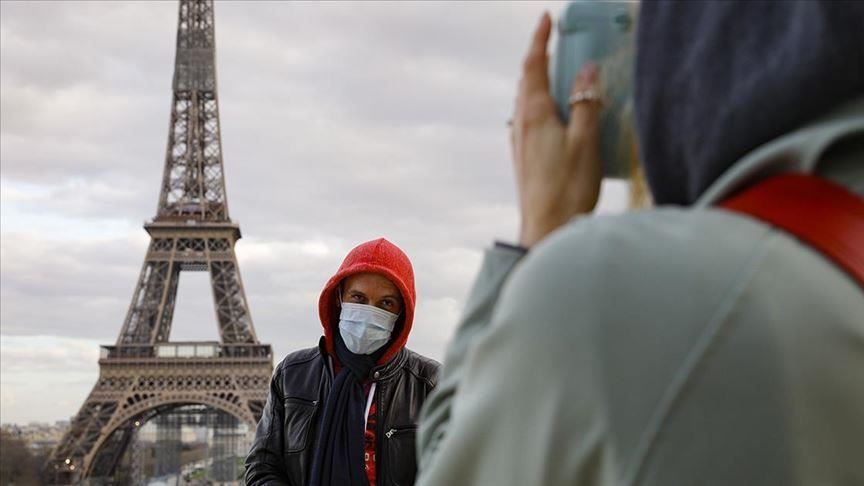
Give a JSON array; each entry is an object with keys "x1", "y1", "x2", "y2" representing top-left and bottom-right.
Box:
[
  {"x1": 283, "y1": 397, "x2": 318, "y2": 453},
  {"x1": 385, "y1": 425, "x2": 418, "y2": 486}
]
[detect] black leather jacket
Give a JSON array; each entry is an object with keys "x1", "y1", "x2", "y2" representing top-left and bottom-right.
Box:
[{"x1": 245, "y1": 340, "x2": 439, "y2": 486}]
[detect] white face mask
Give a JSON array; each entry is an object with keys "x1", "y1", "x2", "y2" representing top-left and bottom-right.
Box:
[{"x1": 338, "y1": 302, "x2": 399, "y2": 355}]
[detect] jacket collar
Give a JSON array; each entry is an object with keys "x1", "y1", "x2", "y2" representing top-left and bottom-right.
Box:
[
  {"x1": 370, "y1": 348, "x2": 407, "y2": 382},
  {"x1": 696, "y1": 97, "x2": 864, "y2": 207}
]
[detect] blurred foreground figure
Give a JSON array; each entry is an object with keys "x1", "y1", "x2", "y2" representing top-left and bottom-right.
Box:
[
  {"x1": 247, "y1": 238, "x2": 439, "y2": 486},
  {"x1": 417, "y1": 2, "x2": 863, "y2": 485}
]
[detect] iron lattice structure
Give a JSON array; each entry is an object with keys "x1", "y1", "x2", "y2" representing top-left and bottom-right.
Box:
[{"x1": 46, "y1": 1, "x2": 272, "y2": 482}]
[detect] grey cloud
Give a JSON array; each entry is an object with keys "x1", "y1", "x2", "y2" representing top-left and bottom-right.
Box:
[
  {"x1": 0, "y1": 1, "x2": 175, "y2": 92},
  {"x1": 1, "y1": 1, "x2": 628, "y2": 423},
  {"x1": 0, "y1": 335, "x2": 103, "y2": 423},
  {"x1": 2, "y1": 1, "x2": 549, "y2": 228},
  {"x1": 0, "y1": 234, "x2": 145, "y2": 338},
  {"x1": 0, "y1": 230, "x2": 482, "y2": 363}
]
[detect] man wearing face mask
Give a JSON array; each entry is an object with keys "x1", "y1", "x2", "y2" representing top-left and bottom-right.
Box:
[{"x1": 246, "y1": 238, "x2": 440, "y2": 486}]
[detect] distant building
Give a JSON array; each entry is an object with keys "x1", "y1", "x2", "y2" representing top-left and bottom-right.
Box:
[{"x1": 1, "y1": 420, "x2": 70, "y2": 454}]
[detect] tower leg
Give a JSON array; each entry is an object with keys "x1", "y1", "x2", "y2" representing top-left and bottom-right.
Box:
[{"x1": 210, "y1": 259, "x2": 256, "y2": 344}]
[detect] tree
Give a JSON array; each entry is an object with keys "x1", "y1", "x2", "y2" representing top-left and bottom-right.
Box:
[{"x1": 0, "y1": 430, "x2": 42, "y2": 485}]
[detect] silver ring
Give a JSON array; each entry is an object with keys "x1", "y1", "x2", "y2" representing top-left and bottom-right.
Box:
[
  {"x1": 568, "y1": 89, "x2": 602, "y2": 106},
  {"x1": 506, "y1": 118, "x2": 514, "y2": 128}
]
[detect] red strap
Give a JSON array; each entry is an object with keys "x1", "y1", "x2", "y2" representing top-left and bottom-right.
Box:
[{"x1": 721, "y1": 173, "x2": 864, "y2": 289}]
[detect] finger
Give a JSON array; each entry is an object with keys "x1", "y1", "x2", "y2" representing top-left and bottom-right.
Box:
[
  {"x1": 520, "y1": 12, "x2": 552, "y2": 97},
  {"x1": 566, "y1": 61, "x2": 601, "y2": 145}
]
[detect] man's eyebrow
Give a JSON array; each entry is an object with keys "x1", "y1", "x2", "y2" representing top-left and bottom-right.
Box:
[{"x1": 381, "y1": 294, "x2": 402, "y2": 301}]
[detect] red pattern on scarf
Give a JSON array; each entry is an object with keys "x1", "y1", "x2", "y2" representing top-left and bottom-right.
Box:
[{"x1": 327, "y1": 365, "x2": 376, "y2": 486}]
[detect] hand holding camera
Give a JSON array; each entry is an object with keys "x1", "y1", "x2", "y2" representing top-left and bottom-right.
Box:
[
  {"x1": 511, "y1": 3, "x2": 635, "y2": 248},
  {"x1": 511, "y1": 13, "x2": 602, "y2": 248}
]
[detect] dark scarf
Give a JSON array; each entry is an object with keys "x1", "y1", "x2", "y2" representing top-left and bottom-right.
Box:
[{"x1": 309, "y1": 332, "x2": 386, "y2": 486}]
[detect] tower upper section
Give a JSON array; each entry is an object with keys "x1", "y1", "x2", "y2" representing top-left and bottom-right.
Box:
[{"x1": 156, "y1": 0, "x2": 229, "y2": 222}]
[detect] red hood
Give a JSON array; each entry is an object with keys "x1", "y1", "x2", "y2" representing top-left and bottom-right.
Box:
[{"x1": 318, "y1": 238, "x2": 416, "y2": 365}]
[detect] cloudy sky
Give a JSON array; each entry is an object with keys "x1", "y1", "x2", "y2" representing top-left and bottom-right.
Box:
[{"x1": 0, "y1": 0, "x2": 628, "y2": 425}]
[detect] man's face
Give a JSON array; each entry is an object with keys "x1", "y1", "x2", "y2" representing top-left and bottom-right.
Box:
[{"x1": 341, "y1": 273, "x2": 403, "y2": 316}]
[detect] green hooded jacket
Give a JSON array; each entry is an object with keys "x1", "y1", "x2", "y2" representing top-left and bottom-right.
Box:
[{"x1": 416, "y1": 100, "x2": 864, "y2": 486}]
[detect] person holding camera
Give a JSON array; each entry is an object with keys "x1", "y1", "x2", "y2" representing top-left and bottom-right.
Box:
[{"x1": 417, "y1": 3, "x2": 863, "y2": 485}]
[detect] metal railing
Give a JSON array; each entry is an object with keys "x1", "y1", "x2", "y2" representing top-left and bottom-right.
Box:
[{"x1": 100, "y1": 342, "x2": 272, "y2": 360}]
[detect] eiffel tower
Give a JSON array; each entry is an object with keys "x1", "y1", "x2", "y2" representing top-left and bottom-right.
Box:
[{"x1": 47, "y1": 1, "x2": 272, "y2": 482}]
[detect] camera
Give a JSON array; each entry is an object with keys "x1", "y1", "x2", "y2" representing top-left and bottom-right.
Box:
[{"x1": 550, "y1": 1, "x2": 636, "y2": 179}]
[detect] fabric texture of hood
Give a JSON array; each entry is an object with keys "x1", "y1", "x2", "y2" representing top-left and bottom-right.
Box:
[
  {"x1": 635, "y1": 1, "x2": 864, "y2": 206},
  {"x1": 318, "y1": 238, "x2": 416, "y2": 365}
]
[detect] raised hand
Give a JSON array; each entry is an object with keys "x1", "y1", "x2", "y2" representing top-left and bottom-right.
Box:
[{"x1": 511, "y1": 13, "x2": 602, "y2": 248}]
